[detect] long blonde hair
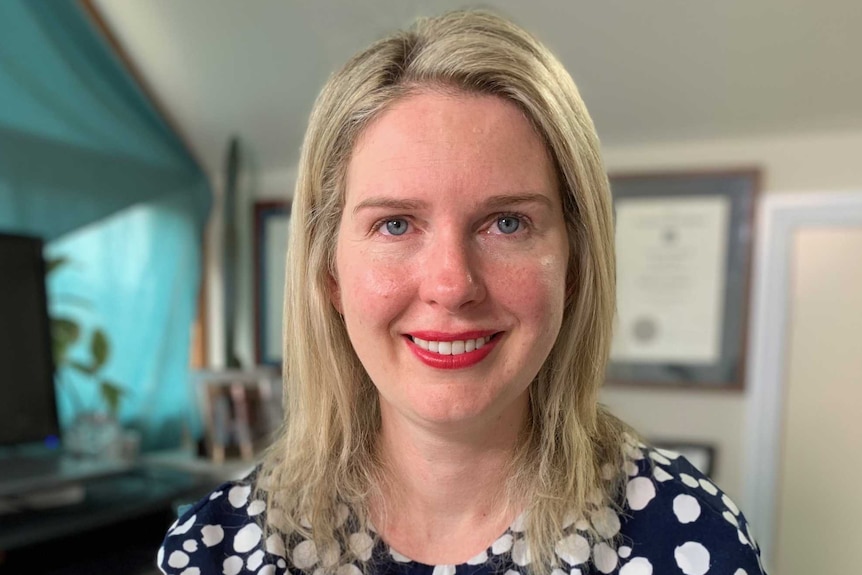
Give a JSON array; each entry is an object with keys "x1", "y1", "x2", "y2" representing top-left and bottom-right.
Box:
[{"x1": 258, "y1": 9, "x2": 629, "y2": 573}]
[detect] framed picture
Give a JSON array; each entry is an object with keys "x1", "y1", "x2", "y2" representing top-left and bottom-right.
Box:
[
  {"x1": 253, "y1": 200, "x2": 291, "y2": 367},
  {"x1": 606, "y1": 169, "x2": 759, "y2": 389},
  {"x1": 653, "y1": 440, "x2": 717, "y2": 478},
  {"x1": 194, "y1": 367, "x2": 283, "y2": 463}
]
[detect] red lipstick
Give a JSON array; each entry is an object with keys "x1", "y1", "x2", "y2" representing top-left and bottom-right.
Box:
[{"x1": 405, "y1": 332, "x2": 500, "y2": 369}]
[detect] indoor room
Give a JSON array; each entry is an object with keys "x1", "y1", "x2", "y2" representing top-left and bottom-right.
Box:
[{"x1": 1, "y1": 1, "x2": 860, "y2": 573}]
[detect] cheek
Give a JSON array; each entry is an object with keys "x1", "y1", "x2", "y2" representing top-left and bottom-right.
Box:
[
  {"x1": 490, "y1": 252, "x2": 568, "y2": 317},
  {"x1": 338, "y1": 252, "x2": 413, "y2": 320}
]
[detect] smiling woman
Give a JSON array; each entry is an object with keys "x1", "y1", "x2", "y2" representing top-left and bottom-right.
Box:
[{"x1": 159, "y1": 10, "x2": 767, "y2": 575}]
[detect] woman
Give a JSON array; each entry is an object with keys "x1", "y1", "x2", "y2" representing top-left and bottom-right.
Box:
[{"x1": 160, "y1": 10, "x2": 766, "y2": 575}]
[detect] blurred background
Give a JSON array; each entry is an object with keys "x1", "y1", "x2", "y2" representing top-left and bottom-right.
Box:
[{"x1": 1, "y1": 1, "x2": 860, "y2": 573}]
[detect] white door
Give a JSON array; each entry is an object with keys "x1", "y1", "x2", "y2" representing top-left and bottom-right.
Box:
[{"x1": 744, "y1": 192, "x2": 862, "y2": 573}]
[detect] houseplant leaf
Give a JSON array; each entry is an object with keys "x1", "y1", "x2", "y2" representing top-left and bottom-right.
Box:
[
  {"x1": 46, "y1": 256, "x2": 69, "y2": 274},
  {"x1": 70, "y1": 360, "x2": 97, "y2": 376},
  {"x1": 52, "y1": 317, "x2": 79, "y2": 366},
  {"x1": 99, "y1": 380, "x2": 124, "y2": 418},
  {"x1": 90, "y1": 328, "x2": 110, "y2": 371}
]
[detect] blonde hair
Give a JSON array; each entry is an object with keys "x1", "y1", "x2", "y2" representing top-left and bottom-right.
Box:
[{"x1": 258, "y1": 9, "x2": 629, "y2": 573}]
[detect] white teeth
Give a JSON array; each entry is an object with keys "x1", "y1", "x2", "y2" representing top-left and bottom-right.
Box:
[{"x1": 411, "y1": 336, "x2": 492, "y2": 355}]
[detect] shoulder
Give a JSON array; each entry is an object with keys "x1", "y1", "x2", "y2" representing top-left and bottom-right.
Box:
[
  {"x1": 615, "y1": 442, "x2": 768, "y2": 575},
  {"x1": 157, "y1": 472, "x2": 289, "y2": 575}
]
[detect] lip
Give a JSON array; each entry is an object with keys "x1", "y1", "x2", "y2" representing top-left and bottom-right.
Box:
[
  {"x1": 404, "y1": 331, "x2": 501, "y2": 370},
  {"x1": 408, "y1": 330, "x2": 498, "y2": 342}
]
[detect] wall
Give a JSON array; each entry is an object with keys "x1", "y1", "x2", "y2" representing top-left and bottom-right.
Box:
[
  {"x1": 599, "y1": 128, "x2": 862, "y2": 510},
  {"x1": 204, "y1": 166, "x2": 296, "y2": 370},
  {"x1": 203, "y1": 127, "x2": 862, "y2": 530},
  {"x1": 771, "y1": 227, "x2": 862, "y2": 574}
]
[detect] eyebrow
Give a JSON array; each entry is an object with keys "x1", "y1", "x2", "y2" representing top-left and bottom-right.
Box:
[
  {"x1": 352, "y1": 192, "x2": 553, "y2": 215},
  {"x1": 352, "y1": 197, "x2": 428, "y2": 215}
]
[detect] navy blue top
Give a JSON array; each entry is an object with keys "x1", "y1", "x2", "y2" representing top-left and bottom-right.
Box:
[{"x1": 158, "y1": 443, "x2": 767, "y2": 575}]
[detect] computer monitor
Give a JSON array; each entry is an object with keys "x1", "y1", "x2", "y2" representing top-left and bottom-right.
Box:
[{"x1": 0, "y1": 233, "x2": 60, "y2": 447}]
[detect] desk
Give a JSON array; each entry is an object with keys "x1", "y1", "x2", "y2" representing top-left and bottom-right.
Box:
[{"x1": 0, "y1": 453, "x2": 254, "y2": 573}]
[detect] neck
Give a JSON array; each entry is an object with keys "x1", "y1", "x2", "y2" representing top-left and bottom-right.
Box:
[{"x1": 371, "y1": 394, "x2": 529, "y2": 564}]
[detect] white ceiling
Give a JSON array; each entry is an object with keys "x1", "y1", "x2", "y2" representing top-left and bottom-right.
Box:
[{"x1": 91, "y1": 0, "x2": 862, "y2": 179}]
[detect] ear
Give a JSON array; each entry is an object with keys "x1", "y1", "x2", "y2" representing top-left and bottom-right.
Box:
[{"x1": 327, "y1": 272, "x2": 343, "y2": 314}]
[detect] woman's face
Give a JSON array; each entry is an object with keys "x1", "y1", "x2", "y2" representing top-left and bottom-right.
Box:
[{"x1": 332, "y1": 91, "x2": 569, "y2": 431}]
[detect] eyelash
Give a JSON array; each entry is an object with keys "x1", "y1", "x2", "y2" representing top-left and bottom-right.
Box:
[
  {"x1": 371, "y1": 213, "x2": 532, "y2": 237},
  {"x1": 487, "y1": 212, "x2": 530, "y2": 236}
]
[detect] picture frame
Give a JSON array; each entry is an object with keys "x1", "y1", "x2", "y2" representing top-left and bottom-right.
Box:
[
  {"x1": 606, "y1": 169, "x2": 759, "y2": 389},
  {"x1": 652, "y1": 440, "x2": 717, "y2": 478},
  {"x1": 253, "y1": 200, "x2": 291, "y2": 367},
  {"x1": 194, "y1": 367, "x2": 283, "y2": 463}
]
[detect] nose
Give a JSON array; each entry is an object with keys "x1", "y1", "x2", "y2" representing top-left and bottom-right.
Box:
[{"x1": 418, "y1": 231, "x2": 485, "y2": 312}]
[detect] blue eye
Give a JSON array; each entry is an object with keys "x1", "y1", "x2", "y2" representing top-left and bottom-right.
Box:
[
  {"x1": 496, "y1": 216, "x2": 521, "y2": 234},
  {"x1": 384, "y1": 219, "x2": 409, "y2": 236}
]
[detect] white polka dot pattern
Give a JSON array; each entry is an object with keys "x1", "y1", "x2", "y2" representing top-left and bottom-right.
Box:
[
  {"x1": 492, "y1": 533, "x2": 514, "y2": 554},
  {"x1": 698, "y1": 479, "x2": 718, "y2": 496},
  {"x1": 620, "y1": 557, "x2": 653, "y2": 575},
  {"x1": 200, "y1": 524, "x2": 223, "y2": 547},
  {"x1": 680, "y1": 473, "x2": 700, "y2": 488},
  {"x1": 674, "y1": 541, "x2": 710, "y2": 575},
  {"x1": 167, "y1": 550, "x2": 188, "y2": 568},
  {"x1": 233, "y1": 523, "x2": 262, "y2": 553},
  {"x1": 169, "y1": 515, "x2": 195, "y2": 536},
  {"x1": 349, "y1": 531, "x2": 374, "y2": 561},
  {"x1": 673, "y1": 494, "x2": 701, "y2": 524},
  {"x1": 228, "y1": 485, "x2": 251, "y2": 508},
  {"x1": 590, "y1": 506, "x2": 621, "y2": 538},
  {"x1": 511, "y1": 538, "x2": 530, "y2": 566},
  {"x1": 723, "y1": 494, "x2": 741, "y2": 515},
  {"x1": 593, "y1": 542, "x2": 618, "y2": 573},
  {"x1": 222, "y1": 555, "x2": 242, "y2": 575},
  {"x1": 247, "y1": 549, "x2": 265, "y2": 570},
  {"x1": 626, "y1": 477, "x2": 656, "y2": 510},
  {"x1": 336, "y1": 564, "x2": 362, "y2": 575},
  {"x1": 157, "y1": 443, "x2": 767, "y2": 575},
  {"x1": 266, "y1": 533, "x2": 286, "y2": 557},
  {"x1": 653, "y1": 467, "x2": 673, "y2": 482},
  {"x1": 293, "y1": 539, "x2": 319, "y2": 569},
  {"x1": 554, "y1": 533, "x2": 590, "y2": 566},
  {"x1": 248, "y1": 499, "x2": 266, "y2": 516}
]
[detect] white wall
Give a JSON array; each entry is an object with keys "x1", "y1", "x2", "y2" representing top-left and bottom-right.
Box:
[
  {"x1": 773, "y1": 227, "x2": 862, "y2": 574},
  {"x1": 600, "y1": 128, "x2": 862, "y2": 509},
  {"x1": 204, "y1": 166, "x2": 295, "y2": 369},
  {"x1": 204, "y1": 128, "x2": 862, "y2": 530}
]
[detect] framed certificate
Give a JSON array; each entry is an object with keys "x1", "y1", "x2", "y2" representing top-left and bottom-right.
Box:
[
  {"x1": 253, "y1": 200, "x2": 291, "y2": 367},
  {"x1": 606, "y1": 169, "x2": 759, "y2": 389}
]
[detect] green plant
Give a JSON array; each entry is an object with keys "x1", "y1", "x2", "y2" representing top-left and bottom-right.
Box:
[{"x1": 48, "y1": 256, "x2": 125, "y2": 417}]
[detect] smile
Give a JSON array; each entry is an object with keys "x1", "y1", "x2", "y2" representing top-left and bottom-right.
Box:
[
  {"x1": 405, "y1": 332, "x2": 501, "y2": 369},
  {"x1": 409, "y1": 335, "x2": 492, "y2": 355}
]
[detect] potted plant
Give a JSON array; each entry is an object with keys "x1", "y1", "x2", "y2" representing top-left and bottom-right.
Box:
[{"x1": 48, "y1": 256, "x2": 127, "y2": 457}]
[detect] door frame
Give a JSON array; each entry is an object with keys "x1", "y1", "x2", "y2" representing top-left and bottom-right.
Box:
[{"x1": 743, "y1": 190, "x2": 862, "y2": 565}]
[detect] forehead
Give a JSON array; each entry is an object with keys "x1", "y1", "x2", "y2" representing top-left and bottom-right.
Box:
[{"x1": 344, "y1": 90, "x2": 557, "y2": 203}]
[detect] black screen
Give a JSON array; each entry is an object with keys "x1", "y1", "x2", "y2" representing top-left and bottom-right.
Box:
[{"x1": 0, "y1": 233, "x2": 60, "y2": 446}]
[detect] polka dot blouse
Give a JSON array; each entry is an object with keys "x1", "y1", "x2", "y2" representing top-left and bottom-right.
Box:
[{"x1": 158, "y1": 443, "x2": 767, "y2": 575}]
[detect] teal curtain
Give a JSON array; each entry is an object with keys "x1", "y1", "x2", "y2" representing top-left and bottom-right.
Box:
[{"x1": 0, "y1": 1, "x2": 212, "y2": 449}]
